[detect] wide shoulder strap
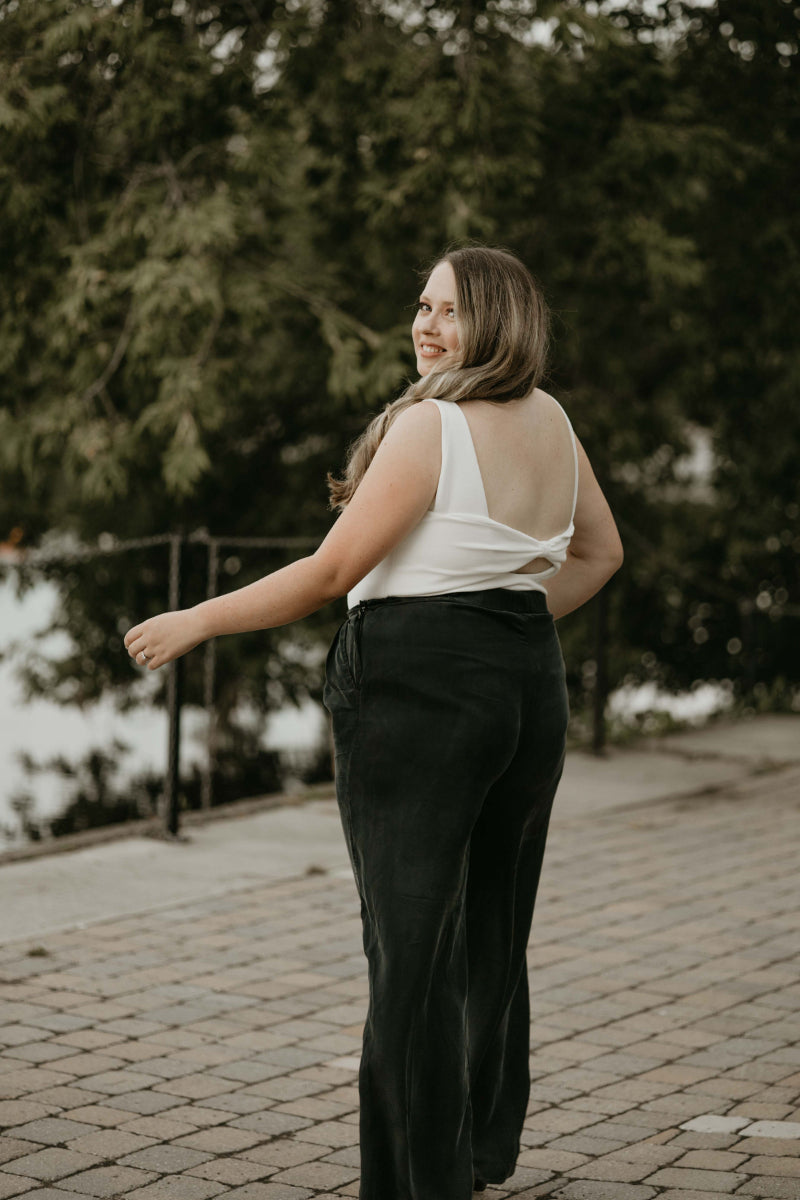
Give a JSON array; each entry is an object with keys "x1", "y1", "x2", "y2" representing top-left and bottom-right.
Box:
[{"x1": 422, "y1": 398, "x2": 488, "y2": 515}]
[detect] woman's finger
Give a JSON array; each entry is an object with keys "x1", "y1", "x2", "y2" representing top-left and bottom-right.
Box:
[
  {"x1": 127, "y1": 638, "x2": 153, "y2": 665},
  {"x1": 124, "y1": 625, "x2": 144, "y2": 651},
  {"x1": 127, "y1": 638, "x2": 143, "y2": 659}
]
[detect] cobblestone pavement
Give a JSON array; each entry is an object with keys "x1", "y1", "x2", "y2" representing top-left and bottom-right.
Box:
[{"x1": 1, "y1": 760, "x2": 798, "y2": 1200}]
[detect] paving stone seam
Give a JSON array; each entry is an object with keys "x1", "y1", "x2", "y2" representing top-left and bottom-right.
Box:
[
  {"x1": 0, "y1": 760, "x2": 796, "y2": 1200},
  {"x1": 4, "y1": 758, "x2": 798, "y2": 952},
  {"x1": 3, "y1": 868, "x2": 795, "y2": 995}
]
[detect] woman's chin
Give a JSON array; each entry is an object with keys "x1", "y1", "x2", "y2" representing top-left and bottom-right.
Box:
[{"x1": 417, "y1": 355, "x2": 449, "y2": 378}]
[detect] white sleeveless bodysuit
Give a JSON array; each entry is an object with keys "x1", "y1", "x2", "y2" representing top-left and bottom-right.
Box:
[{"x1": 346, "y1": 395, "x2": 580, "y2": 609}]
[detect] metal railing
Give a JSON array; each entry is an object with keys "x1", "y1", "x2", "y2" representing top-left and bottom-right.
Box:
[
  {"x1": 12, "y1": 527, "x2": 615, "y2": 837},
  {"x1": 16, "y1": 528, "x2": 319, "y2": 839},
  {"x1": 184, "y1": 529, "x2": 319, "y2": 831},
  {"x1": 7, "y1": 508, "x2": 793, "y2": 841}
]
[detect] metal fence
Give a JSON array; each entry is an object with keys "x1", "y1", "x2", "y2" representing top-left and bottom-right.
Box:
[
  {"x1": 9, "y1": 527, "x2": 619, "y2": 838},
  {"x1": 12, "y1": 515, "x2": 795, "y2": 842},
  {"x1": 18, "y1": 528, "x2": 319, "y2": 840}
]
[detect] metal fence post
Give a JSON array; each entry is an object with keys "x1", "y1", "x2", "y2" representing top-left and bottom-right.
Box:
[
  {"x1": 739, "y1": 596, "x2": 757, "y2": 697},
  {"x1": 200, "y1": 537, "x2": 219, "y2": 810},
  {"x1": 163, "y1": 531, "x2": 185, "y2": 836},
  {"x1": 592, "y1": 585, "x2": 609, "y2": 756}
]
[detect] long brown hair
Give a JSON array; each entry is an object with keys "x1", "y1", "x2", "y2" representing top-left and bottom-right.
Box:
[{"x1": 327, "y1": 245, "x2": 551, "y2": 511}]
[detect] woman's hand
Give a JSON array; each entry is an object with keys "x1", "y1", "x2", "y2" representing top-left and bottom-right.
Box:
[{"x1": 123, "y1": 608, "x2": 208, "y2": 671}]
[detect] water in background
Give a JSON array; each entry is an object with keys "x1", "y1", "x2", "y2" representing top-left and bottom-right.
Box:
[
  {"x1": 0, "y1": 573, "x2": 732, "y2": 848},
  {"x1": 0, "y1": 574, "x2": 326, "y2": 847}
]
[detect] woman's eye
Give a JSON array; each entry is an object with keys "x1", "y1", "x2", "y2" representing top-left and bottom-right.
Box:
[{"x1": 416, "y1": 301, "x2": 455, "y2": 318}]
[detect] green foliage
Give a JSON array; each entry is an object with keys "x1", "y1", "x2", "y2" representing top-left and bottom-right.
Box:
[{"x1": 0, "y1": 0, "x2": 797, "y2": 789}]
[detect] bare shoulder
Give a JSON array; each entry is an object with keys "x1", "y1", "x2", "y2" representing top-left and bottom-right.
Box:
[
  {"x1": 379, "y1": 398, "x2": 442, "y2": 455},
  {"x1": 531, "y1": 387, "x2": 573, "y2": 423}
]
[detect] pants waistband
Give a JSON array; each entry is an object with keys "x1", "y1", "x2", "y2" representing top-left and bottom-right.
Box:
[{"x1": 347, "y1": 588, "x2": 550, "y2": 618}]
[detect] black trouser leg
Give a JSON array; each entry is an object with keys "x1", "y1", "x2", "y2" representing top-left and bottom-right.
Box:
[
  {"x1": 466, "y1": 751, "x2": 565, "y2": 1183},
  {"x1": 323, "y1": 590, "x2": 569, "y2": 1200}
]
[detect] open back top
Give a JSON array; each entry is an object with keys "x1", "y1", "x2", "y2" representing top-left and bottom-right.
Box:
[{"x1": 346, "y1": 394, "x2": 579, "y2": 609}]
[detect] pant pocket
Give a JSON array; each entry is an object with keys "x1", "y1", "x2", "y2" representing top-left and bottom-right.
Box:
[
  {"x1": 342, "y1": 610, "x2": 364, "y2": 690},
  {"x1": 323, "y1": 619, "x2": 361, "y2": 711}
]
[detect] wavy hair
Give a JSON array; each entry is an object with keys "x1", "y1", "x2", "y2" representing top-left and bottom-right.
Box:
[{"x1": 327, "y1": 245, "x2": 552, "y2": 511}]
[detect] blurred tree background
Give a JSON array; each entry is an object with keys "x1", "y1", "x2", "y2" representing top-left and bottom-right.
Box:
[{"x1": 0, "y1": 0, "x2": 797, "y2": 833}]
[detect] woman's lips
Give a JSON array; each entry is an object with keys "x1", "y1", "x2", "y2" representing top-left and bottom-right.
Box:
[{"x1": 418, "y1": 343, "x2": 446, "y2": 356}]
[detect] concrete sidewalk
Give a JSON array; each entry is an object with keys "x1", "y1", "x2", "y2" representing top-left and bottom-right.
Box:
[
  {"x1": 2, "y1": 714, "x2": 797, "y2": 947},
  {"x1": 0, "y1": 713, "x2": 799, "y2": 1199}
]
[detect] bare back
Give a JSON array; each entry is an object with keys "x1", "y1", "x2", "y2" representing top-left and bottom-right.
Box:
[{"x1": 458, "y1": 389, "x2": 578, "y2": 574}]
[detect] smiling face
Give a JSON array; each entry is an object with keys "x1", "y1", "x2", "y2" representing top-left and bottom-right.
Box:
[{"x1": 412, "y1": 260, "x2": 460, "y2": 377}]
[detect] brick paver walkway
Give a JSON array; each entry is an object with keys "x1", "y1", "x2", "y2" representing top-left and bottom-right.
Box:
[{"x1": 1, "y1": 762, "x2": 799, "y2": 1200}]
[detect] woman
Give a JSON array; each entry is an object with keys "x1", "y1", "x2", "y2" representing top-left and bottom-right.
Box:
[{"x1": 125, "y1": 245, "x2": 624, "y2": 1200}]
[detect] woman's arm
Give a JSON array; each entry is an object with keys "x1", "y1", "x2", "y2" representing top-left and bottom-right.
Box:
[
  {"x1": 545, "y1": 434, "x2": 624, "y2": 620},
  {"x1": 123, "y1": 403, "x2": 442, "y2": 669}
]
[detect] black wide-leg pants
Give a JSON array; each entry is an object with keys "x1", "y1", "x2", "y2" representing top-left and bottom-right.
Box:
[{"x1": 323, "y1": 589, "x2": 570, "y2": 1200}]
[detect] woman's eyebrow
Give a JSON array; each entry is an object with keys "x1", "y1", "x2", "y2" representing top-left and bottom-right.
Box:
[{"x1": 419, "y1": 294, "x2": 455, "y2": 305}]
